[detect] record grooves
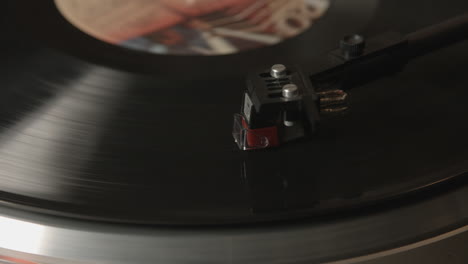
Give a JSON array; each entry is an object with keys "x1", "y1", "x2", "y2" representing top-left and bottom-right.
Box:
[{"x1": 1, "y1": 0, "x2": 468, "y2": 227}]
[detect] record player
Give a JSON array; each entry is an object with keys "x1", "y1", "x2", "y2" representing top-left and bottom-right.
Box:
[{"x1": 1, "y1": 0, "x2": 468, "y2": 263}]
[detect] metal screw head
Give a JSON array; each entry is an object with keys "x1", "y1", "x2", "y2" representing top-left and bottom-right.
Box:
[
  {"x1": 270, "y1": 64, "x2": 287, "y2": 78},
  {"x1": 282, "y1": 84, "x2": 299, "y2": 98}
]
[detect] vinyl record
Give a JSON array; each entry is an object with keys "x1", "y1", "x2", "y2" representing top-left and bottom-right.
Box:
[{"x1": 1, "y1": 0, "x2": 468, "y2": 227}]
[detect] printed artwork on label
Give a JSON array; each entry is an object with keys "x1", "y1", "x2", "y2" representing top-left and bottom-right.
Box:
[{"x1": 55, "y1": 0, "x2": 330, "y2": 55}]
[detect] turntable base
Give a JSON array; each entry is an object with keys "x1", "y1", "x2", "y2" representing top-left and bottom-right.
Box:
[{"x1": 1, "y1": 0, "x2": 468, "y2": 263}]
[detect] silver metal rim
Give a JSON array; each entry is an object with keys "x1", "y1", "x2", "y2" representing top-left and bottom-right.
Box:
[{"x1": 1, "y1": 182, "x2": 468, "y2": 264}]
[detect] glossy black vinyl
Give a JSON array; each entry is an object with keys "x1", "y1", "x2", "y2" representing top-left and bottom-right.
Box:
[{"x1": 1, "y1": 0, "x2": 468, "y2": 225}]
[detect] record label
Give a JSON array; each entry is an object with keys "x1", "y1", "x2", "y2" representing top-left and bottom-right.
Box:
[{"x1": 54, "y1": 0, "x2": 330, "y2": 55}]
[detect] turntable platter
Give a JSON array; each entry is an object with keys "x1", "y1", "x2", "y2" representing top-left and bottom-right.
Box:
[{"x1": 1, "y1": 0, "x2": 468, "y2": 227}]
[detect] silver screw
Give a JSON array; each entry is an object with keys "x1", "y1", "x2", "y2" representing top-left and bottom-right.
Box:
[
  {"x1": 282, "y1": 84, "x2": 299, "y2": 98},
  {"x1": 282, "y1": 84, "x2": 299, "y2": 127},
  {"x1": 270, "y1": 64, "x2": 287, "y2": 78}
]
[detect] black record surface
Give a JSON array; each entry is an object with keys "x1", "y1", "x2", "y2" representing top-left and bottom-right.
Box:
[{"x1": 1, "y1": 0, "x2": 468, "y2": 225}]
